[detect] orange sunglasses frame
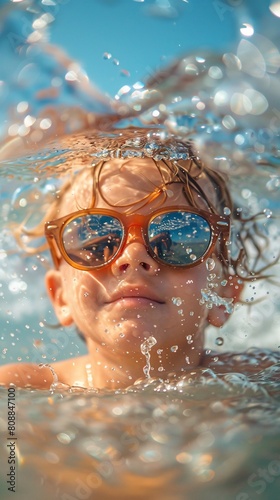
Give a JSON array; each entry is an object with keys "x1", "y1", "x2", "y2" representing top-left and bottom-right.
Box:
[{"x1": 44, "y1": 206, "x2": 230, "y2": 271}]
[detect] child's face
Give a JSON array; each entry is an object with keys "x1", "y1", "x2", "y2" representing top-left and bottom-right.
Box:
[{"x1": 46, "y1": 158, "x2": 236, "y2": 385}]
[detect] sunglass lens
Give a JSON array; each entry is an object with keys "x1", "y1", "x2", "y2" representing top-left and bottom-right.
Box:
[
  {"x1": 62, "y1": 215, "x2": 123, "y2": 267},
  {"x1": 148, "y1": 211, "x2": 212, "y2": 266}
]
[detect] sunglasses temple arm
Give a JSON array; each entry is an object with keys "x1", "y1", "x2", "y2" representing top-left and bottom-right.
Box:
[{"x1": 46, "y1": 233, "x2": 62, "y2": 270}]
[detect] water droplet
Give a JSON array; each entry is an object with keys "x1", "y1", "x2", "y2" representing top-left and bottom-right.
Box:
[
  {"x1": 172, "y1": 297, "x2": 183, "y2": 306},
  {"x1": 103, "y1": 52, "x2": 112, "y2": 60},
  {"x1": 215, "y1": 337, "x2": 224, "y2": 346},
  {"x1": 206, "y1": 258, "x2": 215, "y2": 271},
  {"x1": 240, "y1": 23, "x2": 254, "y2": 37},
  {"x1": 207, "y1": 273, "x2": 216, "y2": 282},
  {"x1": 223, "y1": 207, "x2": 231, "y2": 215},
  {"x1": 120, "y1": 69, "x2": 131, "y2": 77},
  {"x1": 208, "y1": 66, "x2": 223, "y2": 79},
  {"x1": 171, "y1": 345, "x2": 178, "y2": 352},
  {"x1": 200, "y1": 288, "x2": 234, "y2": 314},
  {"x1": 263, "y1": 208, "x2": 273, "y2": 218}
]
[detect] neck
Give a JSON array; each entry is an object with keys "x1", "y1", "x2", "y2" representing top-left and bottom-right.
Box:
[{"x1": 85, "y1": 337, "x2": 204, "y2": 390}]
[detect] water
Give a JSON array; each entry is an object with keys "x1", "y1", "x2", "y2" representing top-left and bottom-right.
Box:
[
  {"x1": 1, "y1": 361, "x2": 280, "y2": 499},
  {"x1": 1, "y1": 1, "x2": 280, "y2": 499}
]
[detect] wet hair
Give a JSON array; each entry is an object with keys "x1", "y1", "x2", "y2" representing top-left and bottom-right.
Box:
[{"x1": 13, "y1": 127, "x2": 276, "y2": 281}]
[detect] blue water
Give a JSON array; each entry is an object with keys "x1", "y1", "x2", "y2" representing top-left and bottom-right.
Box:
[{"x1": 0, "y1": 1, "x2": 280, "y2": 499}]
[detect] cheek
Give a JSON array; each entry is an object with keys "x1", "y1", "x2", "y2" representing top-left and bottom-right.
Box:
[
  {"x1": 61, "y1": 267, "x2": 99, "y2": 312},
  {"x1": 166, "y1": 266, "x2": 209, "y2": 315}
]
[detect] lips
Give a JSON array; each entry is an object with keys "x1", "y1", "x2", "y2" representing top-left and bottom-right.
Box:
[{"x1": 105, "y1": 286, "x2": 165, "y2": 305}]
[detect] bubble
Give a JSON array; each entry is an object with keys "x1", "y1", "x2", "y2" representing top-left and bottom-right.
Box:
[
  {"x1": 207, "y1": 273, "x2": 216, "y2": 282},
  {"x1": 103, "y1": 52, "x2": 112, "y2": 60},
  {"x1": 222, "y1": 115, "x2": 236, "y2": 130},
  {"x1": 19, "y1": 198, "x2": 27, "y2": 207},
  {"x1": 172, "y1": 297, "x2": 183, "y2": 306},
  {"x1": 240, "y1": 23, "x2": 254, "y2": 37},
  {"x1": 235, "y1": 134, "x2": 245, "y2": 147},
  {"x1": 223, "y1": 207, "x2": 231, "y2": 215},
  {"x1": 242, "y1": 189, "x2": 251, "y2": 199},
  {"x1": 215, "y1": 337, "x2": 224, "y2": 346},
  {"x1": 269, "y1": 2, "x2": 280, "y2": 17},
  {"x1": 8, "y1": 280, "x2": 27, "y2": 293},
  {"x1": 208, "y1": 66, "x2": 223, "y2": 79},
  {"x1": 263, "y1": 208, "x2": 273, "y2": 218},
  {"x1": 230, "y1": 92, "x2": 252, "y2": 116},
  {"x1": 266, "y1": 177, "x2": 280, "y2": 191},
  {"x1": 206, "y1": 258, "x2": 215, "y2": 271},
  {"x1": 120, "y1": 69, "x2": 131, "y2": 77},
  {"x1": 171, "y1": 345, "x2": 178, "y2": 352}
]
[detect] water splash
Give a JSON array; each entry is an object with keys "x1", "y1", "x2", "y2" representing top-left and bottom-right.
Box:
[
  {"x1": 200, "y1": 288, "x2": 234, "y2": 314},
  {"x1": 140, "y1": 336, "x2": 157, "y2": 379}
]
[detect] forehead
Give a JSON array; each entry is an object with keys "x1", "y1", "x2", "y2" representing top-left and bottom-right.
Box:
[{"x1": 57, "y1": 158, "x2": 216, "y2": 216}]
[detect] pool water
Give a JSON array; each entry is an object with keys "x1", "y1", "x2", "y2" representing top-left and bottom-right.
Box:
[
  {"x1": 0, "y1": 1, "x2": 280, "y2": 499},
  {"x1": 1, "y1": 360, "x2": 280, "y2": 500}
]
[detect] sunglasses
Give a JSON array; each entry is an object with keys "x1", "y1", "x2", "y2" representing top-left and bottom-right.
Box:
[{"x1": 45, "y1": 207, "x2": 230, "y2": 271}]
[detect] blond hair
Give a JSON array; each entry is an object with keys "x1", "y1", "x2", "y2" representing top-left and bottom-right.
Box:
[{"x1": 12, "y1": 127, "x2": 275, "y2": 280}]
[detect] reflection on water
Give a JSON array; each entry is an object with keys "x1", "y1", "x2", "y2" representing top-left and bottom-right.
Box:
[{"x1": 0, "y1": 1, "x2": 280, "y2": 499}]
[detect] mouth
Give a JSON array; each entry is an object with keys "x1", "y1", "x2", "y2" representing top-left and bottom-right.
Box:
[{"x1": 106, "y1": 288, "x2": 165, "y2": 306}]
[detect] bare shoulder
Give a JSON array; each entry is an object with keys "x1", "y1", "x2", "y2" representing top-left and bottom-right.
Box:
[
  {"x1": 0, "y1": 355, "x2": 92, "y2": 389},
  {"x1": 52, "y1": 355, "x2": 92, "y2": 387},
  {"x1": 0, "y1": 362, "x2": 55, "y2": 389}
]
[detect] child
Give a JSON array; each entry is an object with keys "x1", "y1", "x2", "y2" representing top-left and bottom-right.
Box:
[{"x1": 0, "y1": 127, "x2": 274, "y2": 390}]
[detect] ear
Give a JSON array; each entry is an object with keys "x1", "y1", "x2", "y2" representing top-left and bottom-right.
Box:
[
  {"x1": 207, "y1": 275, "x2": 244, "y2": 328},
  {"x1": 45, "y1": 269, "x2": 73, "y2": 326}
]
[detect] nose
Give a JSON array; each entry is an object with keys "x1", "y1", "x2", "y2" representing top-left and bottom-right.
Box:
[{"x1": 111, "y1": 226, "x2": 160, "y2": 277}]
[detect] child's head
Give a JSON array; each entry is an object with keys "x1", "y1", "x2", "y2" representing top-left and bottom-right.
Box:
[{"x1": 36, "y1": 127, "x2": 243, "y2": 387}]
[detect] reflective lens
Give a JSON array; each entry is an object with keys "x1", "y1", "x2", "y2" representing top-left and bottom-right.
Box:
[
  {"x1": 148, "y1": 211, "x2": 212, "y2": 266},
  {"x1": 61, "y1": 210, "x2": 213, "y2": 268},
  {"x1": 62, "y1": 215, "x2": 123, "y2": 267}
]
